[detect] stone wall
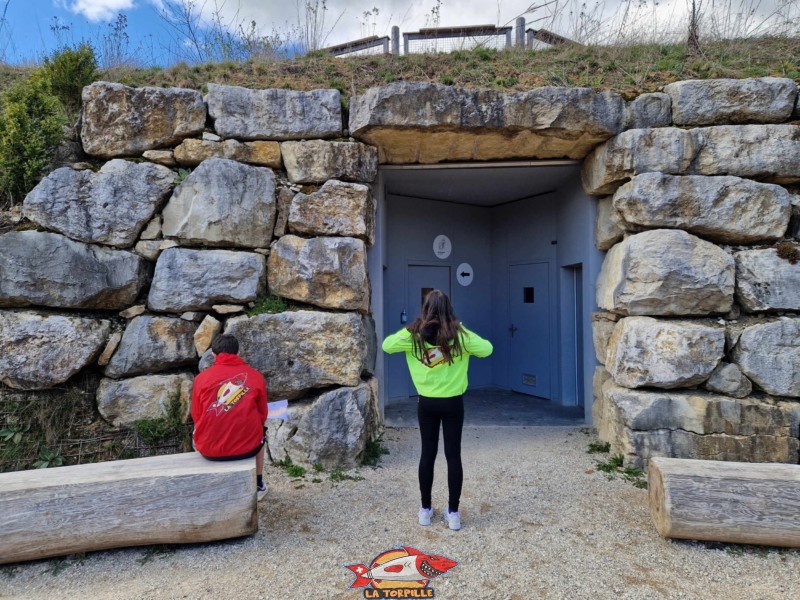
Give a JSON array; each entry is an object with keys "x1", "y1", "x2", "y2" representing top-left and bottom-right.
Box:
[
  {"x1": 1, "y1": 82, "x2": 379, "y2": 468},
  {"x1": 587, "y1": 77, "x2": 800, "y2": 468},
  {"x1": 1, "y1": 76, "x2": 798, "y2": 470}
]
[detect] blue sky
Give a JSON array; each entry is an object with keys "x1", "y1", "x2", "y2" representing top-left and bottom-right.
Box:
[
  {"x1": 0, "y1": 1, "x2": 794, "y2": 67},
  {"x1": 1, "y1": 1, "x2": 166, "y2": 64}
]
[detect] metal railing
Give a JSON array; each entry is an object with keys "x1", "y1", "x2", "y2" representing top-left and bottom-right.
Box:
[
  {"x1": 404, "y1": 24, "x2": 513, "y2": 54},
  {"x1": 323, "y1": 18, "x2": 576, "y2": 58},
  {"x1": 326, "y1": 35, "x2": 390, "y2": 57}
]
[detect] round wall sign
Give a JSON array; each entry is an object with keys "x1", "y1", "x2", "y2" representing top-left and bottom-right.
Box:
[
  {"x1": 457, "y1": 263, "x2": 473, "y2": 286},
  {"x1": 433, "y1": 235, "x2": 452, "y2": 259}
]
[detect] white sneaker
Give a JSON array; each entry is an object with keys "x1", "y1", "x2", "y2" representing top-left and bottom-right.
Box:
[
  {"x1": 443, "y1": 509, "x2": 461, "y2": 531},
  {"x1": 418, "y1": 506, "x2": 434, "y2": 526},
  {"x1": 257, "y1": 483, "x2": 268, "y2": 501}
]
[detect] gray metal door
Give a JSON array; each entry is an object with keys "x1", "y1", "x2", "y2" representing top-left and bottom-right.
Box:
[
  {"x1": 406, "y1": 264, "x2": 451, "y2": 396},
  {"x1": 509, "y1": 262, "x2": 551, "y2": 398}
]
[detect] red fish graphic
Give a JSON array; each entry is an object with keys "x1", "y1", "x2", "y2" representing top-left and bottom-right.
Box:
[{"x1": 345, "y1": 546, "x2": 458, "y2": 588}]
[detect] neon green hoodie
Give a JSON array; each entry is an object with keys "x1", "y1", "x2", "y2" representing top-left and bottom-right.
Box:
[{"x1": 382, "y1": 326, "x2": 493, "y2": 397}]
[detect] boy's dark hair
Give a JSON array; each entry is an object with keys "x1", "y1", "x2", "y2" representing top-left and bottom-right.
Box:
[{"x1": 212, "y1": 334, "x2": 239, "y2": 355}]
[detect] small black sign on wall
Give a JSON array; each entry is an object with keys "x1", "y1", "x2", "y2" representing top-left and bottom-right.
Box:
[{"x1": 523, "y1": 287, "x2": 534, "y2": 303}]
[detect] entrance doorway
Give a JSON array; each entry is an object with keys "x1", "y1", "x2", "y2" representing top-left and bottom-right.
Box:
[{"x1": 370, "y1": 162, "x2": 602, "y2": 425}]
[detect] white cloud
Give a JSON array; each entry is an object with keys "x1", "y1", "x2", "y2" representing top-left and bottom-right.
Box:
[{"x1": 64, "y1": 0, "x2": 138, "y2": 22}]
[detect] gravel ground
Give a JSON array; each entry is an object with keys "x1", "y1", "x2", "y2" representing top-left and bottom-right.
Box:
[{"x1": 2, "y1": 426, "x2": 799, "y2": 600}]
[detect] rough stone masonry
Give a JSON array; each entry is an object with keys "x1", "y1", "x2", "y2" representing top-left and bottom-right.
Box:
[{"x1": 1, "y1": 76, "x2": 798, "y2": 469}]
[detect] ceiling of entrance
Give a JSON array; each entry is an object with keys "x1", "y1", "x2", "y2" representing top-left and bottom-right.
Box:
[{"x1": 381, "y1": 163, "x2": 580, "y2": 207}]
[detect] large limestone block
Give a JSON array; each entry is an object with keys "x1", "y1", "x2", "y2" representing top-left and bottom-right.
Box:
[
  {"x1": 591, "y1": 311, "x2": 619, "y2": 364},
  {"x1": 148, "y1": 248, "x2": 266, "y2": 312},
  {"x1": 606, "y1": 317, "x2": 725, "y2": 389},
  {"x1": 582, "y1": 125, "x2": 800, "y2": 195},
  {"x1": 288, "y1": 180, "x2": 374, "y2": 244},
  {"x1": 594, "y1": 196, "x2": 625, "y2": 251},
  {"x1": 361, "y1": 314, "x2": 377, "y2": 375},
  {"x1": 600, "y1": 381, "x2": 800, "y2": 467},
  {"x1": 105, "y1": 316, "x2": 198, "y2": 378},
  {"x1": 173, "y1": 139, "x2": 282, "y2": 168},
  {"x1": 349, "y1": 83, "x2": 625, "y2": 163},
  {"x1": 206, "y1": 84, "x2": 342, "y2": 140},
  {"x1": 281, "y1": 140, "x2": 377, "y2": 184},
  {"x1": 692, "y1": 125, "x2": 800, "y2": 183},
  {"x1": 0, "y1": 231, "x2": 148, "y2": 310},
  {"x1": 596, "y1": 229, "x2": 734, "y2": 316},
  {"x1": 624, "y1": 93, "x2": 672, "y2": 129},
  {"x1": 703, "y1": 362, "x2": 752, "y2": 399},
  {"x1": 267, "y1": 235, "x2": 370, "y2": 313},
  {"x1": 582, "y1": 128, "x2": 697, "y2": 195},
  {"x1": 603, "y1": 381, "x2": 798, "y2": 438},
  {"x1": 611, "y1": 425, "x2": 799, "y2": 469},
  {"x1": 96, "y1": 373, "x2": 193, "y2": 427},
  {"x1": 23, "y1": 160, "x2": 175, "y2": 247},
  {"x1": 0, "y1": 311, "x2": 110, "y2": 390},
  {"x1": 733, "y1": 319, "x2": 800, "y2": 397},
  {"x1": 161, "y1": 158, "x2": 276, "y2": 248},
  {"x1": 735, "y1": 248, "x2": 800, "y2": 312},
  {"x1": 81, "y1": 82, "x2": 205, "y2": 158},
  {"x1": 664, "y1": 78, "x2": 798, "y2": 126},
  {"x1": 278, "y1": 379, "x2": 379, "y2": 469},
  {"x1": 225, "y1": 311, "x2": 368, "y2": 399},
  {"x1": 592, "y1": 366, "x2": 612, "y2": 431},
  {"x1": 613, "y1": 173, "x2": 792, "y2": 244}
]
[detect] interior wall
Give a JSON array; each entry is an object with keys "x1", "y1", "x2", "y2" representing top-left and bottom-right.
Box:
[{"x1": 555, "y1": 178, "x2": 603, "y2": 421}]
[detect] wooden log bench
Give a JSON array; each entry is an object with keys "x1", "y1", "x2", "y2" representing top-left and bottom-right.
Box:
[
  {"x1": 648, "y1": 457, "x2": 800, "y2": 547},
  {"x1": 0, "y1": 452, "x2": 258, "y2": 564}
]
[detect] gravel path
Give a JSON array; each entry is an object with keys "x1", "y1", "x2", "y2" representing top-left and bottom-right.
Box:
[{"x1": 2, "y1": 426, "x2": 798, "y2": 599}]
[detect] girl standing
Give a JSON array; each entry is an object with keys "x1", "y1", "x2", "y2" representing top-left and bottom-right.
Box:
[{"x1": 382, "y1": 290, "x2": 493, "y2": 530}]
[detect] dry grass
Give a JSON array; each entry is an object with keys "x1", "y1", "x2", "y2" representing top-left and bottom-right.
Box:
[
  {"x1": 2, "y1": 36, "x2": 799, "y2": 99},
  {"x1": 0, "y1": 375, "x2": 191, "y2": 473}
]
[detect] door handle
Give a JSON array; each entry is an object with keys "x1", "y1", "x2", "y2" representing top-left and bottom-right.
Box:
[{"x1": 509, "y1": 324, "x2": 518, "y2": 337}]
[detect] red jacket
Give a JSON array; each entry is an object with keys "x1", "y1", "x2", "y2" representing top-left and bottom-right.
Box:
[{"x1": 191, "y1": 353, "x2": 268, "y2": 459}]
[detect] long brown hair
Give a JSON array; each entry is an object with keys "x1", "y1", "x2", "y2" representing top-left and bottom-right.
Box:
[{"x1": 407, "y1": 290, "x2": 465, "y2": 365}]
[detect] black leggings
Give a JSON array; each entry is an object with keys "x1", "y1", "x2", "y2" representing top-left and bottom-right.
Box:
[{"x1": 417, "y1": 395, "x2": 464, "y2": 513}]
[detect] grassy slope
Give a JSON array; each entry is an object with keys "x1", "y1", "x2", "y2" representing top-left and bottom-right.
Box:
[{"x1": 2, "y1": 37, "x2": 799, "y2": 99}]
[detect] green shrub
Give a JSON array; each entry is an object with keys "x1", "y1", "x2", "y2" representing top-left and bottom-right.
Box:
[
  {"x1": 248, "y1": 294, "x2": 289, "y2": 316},
  {"x1": 587, "y1": 441, "x2": 611, "y2": 454},
  {"x1": 0, "y1": 77, "x2": 66, "y2": 207},
  {"x1": 361, "y1": 434, "x2": 389, "y2": 467},
  {"x1": 273, "y1": 454, "x2": 307, "y2": 477},
  {"x1": 39, "y1": 44, "x2": 98, "y2": 116}
]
